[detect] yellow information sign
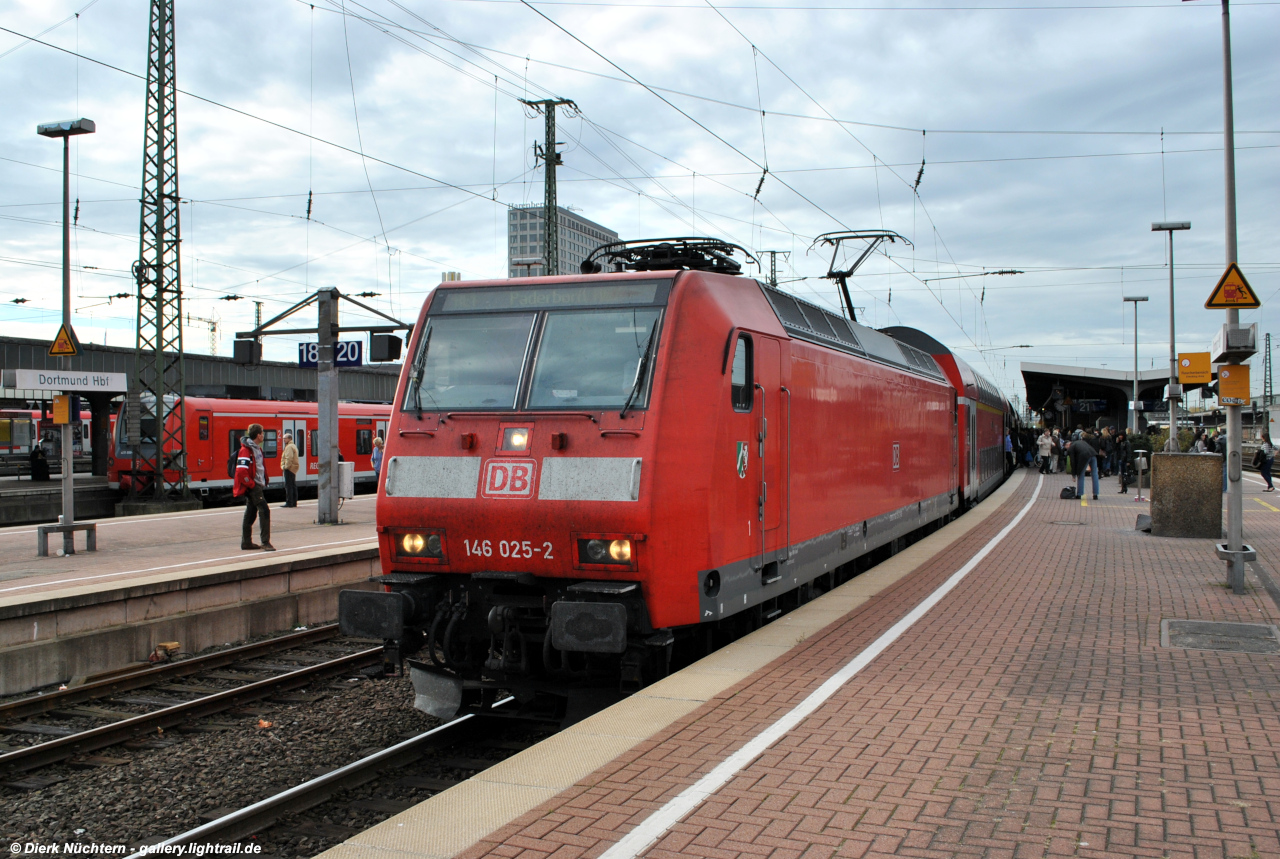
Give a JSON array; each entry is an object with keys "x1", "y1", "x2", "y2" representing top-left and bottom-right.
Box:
[
  {"x1": 49, "y1": 323, "x2": 79, "y2": 357},
  {"x1": 1218, "y1": 364, "x2": 1251, "y2": 405},
  {"x1": 1205, "y1": 262, "x2": 1260, "y2": 309},
  {"x1": 51, "y1": 395, "x2": 71, "y2": 425},
  {"x1": 1178, "y1": 352, "x2": 1212, "y2": 385}
]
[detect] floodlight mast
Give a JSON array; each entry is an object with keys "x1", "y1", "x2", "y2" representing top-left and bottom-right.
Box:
[{"x1": 812, "y1": 231, "x2": 911, "y2": 322}]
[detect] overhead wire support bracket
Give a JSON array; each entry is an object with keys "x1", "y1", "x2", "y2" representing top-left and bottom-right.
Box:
[
  {"x1": 812, "y1": 230, "x2": 911, "y2": 323},
  {"x1": 232, "y1": 288, "x2": 412, "y2": 526}
]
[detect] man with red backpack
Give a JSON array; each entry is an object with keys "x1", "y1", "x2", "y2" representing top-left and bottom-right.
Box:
[{"x1": 234, "y1": 423, "x2": 275, "y2": 551}]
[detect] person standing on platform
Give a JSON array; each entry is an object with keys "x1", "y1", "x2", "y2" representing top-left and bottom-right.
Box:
[
  {"x1": 1037, "y1": 429, "x2": 1053, "y2": 473},
  {"x1": 234, "y1": 423, "x2": 274, "y2": 552},
  {"x1": 1004, "y1": 431, "x2": 1014, "y2": 471},
  {"x1": 1116, "y1": 432, "x2": 1134, "y2": 493},
  {"x1": 1071, "y1": 430, "x2": 1100, "y2": 500},
  {"x1": 280, "y1": 432, "x2": 299, "y2": 508},
  {"x1": 1214, "y1": 429, "x2": 1228, "y2": 492},
  {"x1": 372, "y1": 436, "x2": 384, "y2": 480},
  {"x1": 1260, "y1": 432, "x2": 1276, "y2": 492}
]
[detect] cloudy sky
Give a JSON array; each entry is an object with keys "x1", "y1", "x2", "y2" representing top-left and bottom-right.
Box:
[{"x1": 1, "y1": 0, "x2": 1276, "y2": 407}]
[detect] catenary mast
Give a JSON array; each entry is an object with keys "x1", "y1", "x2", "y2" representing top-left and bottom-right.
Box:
[{"x1": 131, "y1": 0, "x2": 188, "y2": 500}]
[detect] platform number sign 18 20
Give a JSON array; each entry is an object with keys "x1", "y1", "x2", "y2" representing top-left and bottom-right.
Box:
[{"x1": 298, "y1": 341, "x2": 363, "y2": 368}]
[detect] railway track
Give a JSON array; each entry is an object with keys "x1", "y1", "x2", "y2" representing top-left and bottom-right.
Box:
[
  {"x1": 128, "y1": 697, "x2": 531, "y2": 856},
  {"x1": 0, "y1": 625, "x2": 383, "y2": 776}
]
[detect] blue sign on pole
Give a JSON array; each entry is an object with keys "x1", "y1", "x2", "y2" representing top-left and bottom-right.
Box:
[{"x1": 299, "y1": 341, "x2": 363, "y2": 368}]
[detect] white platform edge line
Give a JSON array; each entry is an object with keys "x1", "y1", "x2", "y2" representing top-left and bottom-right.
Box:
[{"x1": 598, "y1": 473, "x2": 1046, "y2": 859}]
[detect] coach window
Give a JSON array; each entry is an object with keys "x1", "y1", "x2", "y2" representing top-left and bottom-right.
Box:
[
  {"x1": 263, "y1": 430, "x2": 278, "y2": 458},
  {"x1": 356, "y1": 429, "x2": 373, "y2": 456},
  {"x1": 310, "y1": 430, "x2": 319, "y2": 457},
  {"x1": 731, "y1": 334, "x2": 753, "y2": 412},
  {"x1": 198, "y1": 416, "x2": 209, "y2": 441}
]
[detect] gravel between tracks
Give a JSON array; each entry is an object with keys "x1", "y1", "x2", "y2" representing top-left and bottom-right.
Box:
[{"x1": 0, "y1": 674, "x2": 438, "y2": 852}]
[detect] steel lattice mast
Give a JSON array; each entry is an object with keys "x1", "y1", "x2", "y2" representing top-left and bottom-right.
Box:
[
  {"x1": 132, "y1": 0, "x2": 188, "y2": 499},
  {"x1": 520, "y1": 98, "x2": 574, "y2": 276}
]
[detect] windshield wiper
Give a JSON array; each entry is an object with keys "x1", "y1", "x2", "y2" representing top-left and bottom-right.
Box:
[
  {"x1": 619, "y1": 324, "x2": 659, "y2": 419},
  {"x1": 409, "y1": 326, "x2": 433, "y2": 420}
]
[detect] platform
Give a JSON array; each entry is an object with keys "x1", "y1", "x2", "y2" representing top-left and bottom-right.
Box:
[
  {"x1": 320, "y1": 468, "x2": 1280, "y2": 859},
  {"x1": 0, "y1": 493, "x2": 376, "y2": 600},
  {"x1": 0, "y1": 495, "x2": 379, "y2": 696}
]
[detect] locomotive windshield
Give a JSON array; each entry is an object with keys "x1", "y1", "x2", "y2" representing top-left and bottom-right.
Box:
[{"x1": 403, "y1": 280, "x2": 670, "y2": 413}]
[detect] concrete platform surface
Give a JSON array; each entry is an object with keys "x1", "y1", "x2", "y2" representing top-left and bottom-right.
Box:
[
  {"x1": 0, "y1": 494, "x2": 376, "y2": 602},
  {"x1": 321, "y1": 468, "x2": 1280, "y2": 859}
]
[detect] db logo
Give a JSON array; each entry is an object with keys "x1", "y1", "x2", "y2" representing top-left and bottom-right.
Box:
[{"x1": 481, "y1": 459, "x2": 537, "y2": 498}]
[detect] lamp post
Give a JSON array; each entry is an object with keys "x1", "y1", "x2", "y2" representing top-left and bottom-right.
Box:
[
  {"x1": 1124, "y1": 296, "x2": 1150, "y2": 435},
  {"x1": 1152, "y1": 221, "x2": 1190, "y2": 449},
  {"x1": 37, "y1": 118, "x2": 95, "y2": 536}
]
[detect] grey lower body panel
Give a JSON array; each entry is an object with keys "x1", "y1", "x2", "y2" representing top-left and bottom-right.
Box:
[{"x1": 697, "y1": 490, "x2": 958, "y2": 622}]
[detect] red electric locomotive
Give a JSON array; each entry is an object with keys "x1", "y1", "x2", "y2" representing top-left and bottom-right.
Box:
[
  {"x1": 108, "y1": 396, "x2": 390, "y2": 499},
  {"x1": 339, "y1": 239, "x2": 1012, "y2": 717}
]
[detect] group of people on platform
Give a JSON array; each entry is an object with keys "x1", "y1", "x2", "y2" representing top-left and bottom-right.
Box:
[{"x1": 1004, "y1": 423, "x2": 1278, "y2": 498}]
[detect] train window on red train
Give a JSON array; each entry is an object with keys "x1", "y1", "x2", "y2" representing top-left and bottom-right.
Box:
[
  {"x1": 198, "y1": 416, "x2": 209, "y2": 441},
  {"x1": 527, "y1": 308, "x2": 662, "y2": 410},
  {"x1": 310, "y1": 430, "x2": 318, "y2": 456},
  {"x1": 263, "y1": 430, "x2": 278, "y2": 458},
  {"x1": 731, "y1": 334, "x2": 754, "y2": 412},
  {"x1": 356, "y1": 429, "x2": 373, "y2": 456}
]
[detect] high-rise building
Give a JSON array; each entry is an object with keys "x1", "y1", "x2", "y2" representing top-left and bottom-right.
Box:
[{"x1": 508, "y1": 204, "x2": 619, "y2": 278}]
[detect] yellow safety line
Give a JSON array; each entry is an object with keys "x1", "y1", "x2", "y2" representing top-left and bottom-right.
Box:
[{"x1": 1255, "y1": 498, "x2": 1280, "y2": 513}]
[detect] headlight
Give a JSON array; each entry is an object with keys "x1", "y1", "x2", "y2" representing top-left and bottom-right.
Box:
[
  {"x1": 579, "y1": 537, "x2": 634, "y2": 566},
  {"x1": 396, "y1": 530, "x2": 445, "y2": 560},
  {"x1": 501, "y1": 427, "x2": 530, "y2": 451}
]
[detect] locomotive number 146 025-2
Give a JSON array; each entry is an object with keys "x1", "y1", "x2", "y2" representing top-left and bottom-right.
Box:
[{"x1": 463, "y1": 538, "x2": 554, "y2": 560}]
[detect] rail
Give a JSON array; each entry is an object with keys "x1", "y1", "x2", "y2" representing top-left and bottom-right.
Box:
[
  {"x1": 0, "y1": 645, "x2": 382, "y2": 774},
  {"x1": 0, "y1": 624, "x2": 342, "y2": 722},
  {"x1": 124, "y1": 696, "x2": 517, "y2": 856}
]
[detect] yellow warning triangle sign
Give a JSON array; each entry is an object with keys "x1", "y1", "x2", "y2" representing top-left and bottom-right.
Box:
[
  {"x1": 1205, "y1": 262, "x2": 1260, "y2": 309},
  {"x1": 49, "y1": 323, "x2": 79, "y2": 357}
]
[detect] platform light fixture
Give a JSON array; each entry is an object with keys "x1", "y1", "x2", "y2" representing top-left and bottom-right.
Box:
[{"x1": 38, "y1": 118, "x2": 95, "y2": 549}]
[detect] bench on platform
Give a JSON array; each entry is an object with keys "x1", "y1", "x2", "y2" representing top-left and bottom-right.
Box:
[{"x1": 36, "y1": 522, "x2": 97, "y2": 557}]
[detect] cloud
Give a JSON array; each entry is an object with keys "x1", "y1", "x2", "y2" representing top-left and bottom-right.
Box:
[{"x1": 0, "y1": 0, "x2": 1275, "y2": 401}]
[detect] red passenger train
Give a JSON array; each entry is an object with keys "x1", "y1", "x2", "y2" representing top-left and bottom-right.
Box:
[
  {"x1": 107, "y1": 397, "x2": 390, "y2": 499},
  {"x1": 338, "y1": 239, "x2": 1014, "y2": 716}
]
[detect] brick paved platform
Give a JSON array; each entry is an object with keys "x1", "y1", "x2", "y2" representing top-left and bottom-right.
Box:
[{"x1": 327, "y1": 468, "x2": 1280, "y2": 859}]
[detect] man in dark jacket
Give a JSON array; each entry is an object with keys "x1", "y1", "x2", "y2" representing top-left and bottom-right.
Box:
[
  {"x1": 1070, "y1": 431, "x2": 1100, "y2": 500},
  {"x1": 234, "y1": 423, "x2": 274, "y2": 551},
  {"x1": 1115, "y1": 432, "x2": 1134, "y2": 493}
]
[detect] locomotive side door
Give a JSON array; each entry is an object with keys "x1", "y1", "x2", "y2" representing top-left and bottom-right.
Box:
[{"x1": 757, "y1": 337, "x2": 783, "y2": 536}]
